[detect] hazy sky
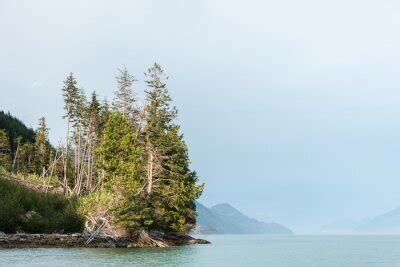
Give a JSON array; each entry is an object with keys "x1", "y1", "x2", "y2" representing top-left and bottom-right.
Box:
[{"x1": 2, "y1": 0, "x2": 400, "y2": 233}]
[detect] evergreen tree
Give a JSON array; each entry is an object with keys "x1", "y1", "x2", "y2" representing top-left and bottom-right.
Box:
[
  {"x1": 35, "y1": 117, "x2": 49, "y2": 173},
  {"x1": 0, "y1": 129, "x2": 10, "y2": 171},
  {"x1": 86, "y1": 91, "x2": 101, "y2": 191},
  {"x1": 17, "y1": 142, "x2": 35, "y2": 173},
  {"x1": 62, "y1": 73, "x2": 80, "y2": 192},
  {"x1": 95, "y1": 113, "x2": 143, "y2": 187},
  {"x1": 144, "y1": 63, "x2": 203, "y2": 233},
  {"x1": 112, "y1": 67, "x2": 138, "y2": 124},
  {"x1": 98, "y1": 98, "x2": 111, "y2": 136},
  {"x1": 95, "y1": 113, "x2": 148, "y2": 233},
  {"x1": 62, "y1": 73, "x2": 81, "y2": 125}
]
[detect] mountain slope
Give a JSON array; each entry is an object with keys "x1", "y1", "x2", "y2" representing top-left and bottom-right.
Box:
[
  {"x1": 355, "y1": 207, "x2": 400, "y2": 234},
  {"x1": 0, "y1": 111, "x2": 35, "y2": 155},
  {"x1": 195, "y1": 202, "x2": 293, "y2": 234}
]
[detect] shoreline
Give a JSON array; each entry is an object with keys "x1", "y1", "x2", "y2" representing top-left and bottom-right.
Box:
[{"x1": 0, "y1": 232, "x2": 210, "y2": 248}]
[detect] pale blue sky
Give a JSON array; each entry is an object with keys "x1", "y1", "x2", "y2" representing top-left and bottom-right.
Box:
[{"x1": 1, "y1": 0, "x2": 400, "y2": 233}]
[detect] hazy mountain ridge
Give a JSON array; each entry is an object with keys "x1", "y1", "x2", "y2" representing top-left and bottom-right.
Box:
[
  {"x1": 354, "y1": 207, "x2": 400, "y2": 234},
  {"x1": 194, "y1": 202, "x2": 293, "y2": 234},
  {"x1": 322, "y1": 207, "x2": 400, "y2": 234}
]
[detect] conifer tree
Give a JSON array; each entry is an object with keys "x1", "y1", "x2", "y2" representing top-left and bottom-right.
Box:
[
  {"x1": 95, "y1": 112, "x2": 143, "y2": 186},
  {"x1": 98, "y1": 98, "x2": 110, "y2": 136},
  {"x1": 17, "y1": 142, "x2": 35, "y2": 173},
  {"x1": 86, "y1": 91, "x2": 101, "y2": 191},
  {"x1": 94, "y1": 113, "x2": 147, "y2": 232},
  {"x1": 35, "y1": 117, "x2": 49, "y2": 174},
  {"x1": 112, "y1": 67, "x2": 138, "y2": 124},
  {"x1": 0, "y1": 129, "x2": 10, "y2": 170},
  {"x1": 143, "y1": 63, "x2": 203, "y2": 233},
  {"x1": 62, "y1": 73, "x2": 80, "y2": 192}
]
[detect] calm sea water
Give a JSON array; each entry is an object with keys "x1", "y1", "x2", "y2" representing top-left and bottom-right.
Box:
[{"x1": 2, "y1": 235, "x2": 400, "y2": 266}]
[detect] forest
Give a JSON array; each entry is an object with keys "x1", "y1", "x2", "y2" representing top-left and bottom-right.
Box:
[{"x1": 0, "y1": 63, "x2": 204, "y2": 236}]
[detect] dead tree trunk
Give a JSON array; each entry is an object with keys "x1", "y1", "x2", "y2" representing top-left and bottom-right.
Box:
[
  {"x1": 63, "y1": 118, "x2": 70, "y2": 195},
  {"x1": 146, "y1": 151, "x2": 153, "y2": 195}
]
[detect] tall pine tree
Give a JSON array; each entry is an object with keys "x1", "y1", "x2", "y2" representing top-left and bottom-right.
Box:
[
  {"x1": 62, "y1": 73, "x2": 80, "y2": 192},
  {"x1": 144, "y1": 63, "x2": 203, "y2": 233}
]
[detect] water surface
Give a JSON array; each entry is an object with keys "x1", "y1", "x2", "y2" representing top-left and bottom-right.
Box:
[{"x1": 2, "y1": 235, "x2": 400, "y2": 266}]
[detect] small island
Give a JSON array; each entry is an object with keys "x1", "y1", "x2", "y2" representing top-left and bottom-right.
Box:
[{"x1": 0, "y1": 64, "x2": 209, "y2": 248}]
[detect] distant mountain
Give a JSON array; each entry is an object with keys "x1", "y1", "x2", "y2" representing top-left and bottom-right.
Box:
[
  {"x1": 320, "y1": 207, "x2": 400, "y2": 234},
  {"x1": 320, "y1": 219, "x2": 368, "y2": 234},
  {"x1": 355, "y1": 207, "x2": 400, "y2": 234},
  {"x1": 194, "y1": 202, "x2": 293, "y2": 234}
]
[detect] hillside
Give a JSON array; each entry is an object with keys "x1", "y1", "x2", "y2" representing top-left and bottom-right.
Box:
[
  {"x1": 0, "y1": 111, "x2": 35, "y2": 155},
  {"x1": 195, "y1": 202, "x2": 293, "y2": 234},
  {"x1": 355, "y1": 207, "x2": 400, "y2": 234},
  {"x1": 0, "y1": 175, "x2": 83, "y2": 234}
]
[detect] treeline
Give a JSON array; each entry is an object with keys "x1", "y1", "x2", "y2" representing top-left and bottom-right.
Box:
[
  {"x1": 0, "y1": 63, "x2": 203, "y2": 234},
  {"x1": 0, "y1": 111, "x2": 50, "y2": 175}
]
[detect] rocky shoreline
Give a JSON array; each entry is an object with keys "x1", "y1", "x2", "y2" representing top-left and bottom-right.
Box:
[{"x1": 0, "y1": 231, "x2": 210, "y2": 248}]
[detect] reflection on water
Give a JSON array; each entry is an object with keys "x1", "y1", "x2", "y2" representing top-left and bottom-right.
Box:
[{"x1": 2, "y1": 235, "x2": 400, "y2": 266}]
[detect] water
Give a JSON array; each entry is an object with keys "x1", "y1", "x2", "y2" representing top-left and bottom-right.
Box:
[{"x1": 2, "y1": 235, "x2": 400, "y2": 266}]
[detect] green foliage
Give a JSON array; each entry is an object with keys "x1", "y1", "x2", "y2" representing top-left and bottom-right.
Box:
[
  {"x1": 0, "y1": 110, "x2": 35, "y2": 156},
  {"x1": 95, "y1": 112, "x2": 143, "y2": 185},
  {"x1": 77, "y1": 188, "x2": 115, "y2": 216},
  {"x1": 2, "y1": 63, "x2": 204, "y2": 236},
  {"x1": 142, "y1": 63, "x2": 203, "y2": 233},
  {"x1": 62, "y1": 73, "x2": 81, "y2": 122},
  {"x1": 12, "y1": 172, "x2": 59, "y2": 187},
  {"x1": 0, "y1": 129, "x2": 10, "y2": 170},
  {"x1": 94, "y1": 113, "x2": 146, "y2": 233},
  {"x1": 35, "y1": 117, "x2": 50, "y2": 172},
  {"x1": 0, "y1": 177, "x2": 84, "y2": 233}
]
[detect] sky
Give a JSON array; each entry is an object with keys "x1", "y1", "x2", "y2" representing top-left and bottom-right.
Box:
[{"x1": 1, "y1": 0, "x2": 400, "y2": 233}]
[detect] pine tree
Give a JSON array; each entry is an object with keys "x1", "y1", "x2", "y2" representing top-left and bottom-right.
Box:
[
  {"x1": 95, "y1": 113, "x2": 143, "y2": 186},
  {"x1": 94, "y1": 113, "x2": 147, "y2": 233},
  {"x1": 86, "y1": 91, "x2": 101, "y2": 191},
  {"x1": 17, "y1": 142, "x2": 35, "y2": 173},
  {"x1": 35, "y1": 117, "x2": 49, "y2": 174},
  {"x1": 144, "y1": 63, "x2": 175, "y2": 195},
  {"x1": 0, "y1": 129, "x2": 10, "y2": 171},
  {"x1": 112, "y1": 67, "x2": 138, "y2": 124},
  {"x1": 62, "y1": 73, "x2": 80, "y2": 193},
  {"x1": 98, "y1": 98, "x2": 111, "y2": 136},
  {"x1": 143, "y1": 63, "x2": 203, "y2": 233}
]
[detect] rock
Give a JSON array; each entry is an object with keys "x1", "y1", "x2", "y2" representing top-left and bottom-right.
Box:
[
  {"x1": 0, "y1": 232, "x2": 209, "y2": 248},
  {"x1": 16, "y1": 233, "x2": 28, "y2": 238},
  {"x1": 193, "y1": 238, "x2": 211, "y2": 244}
]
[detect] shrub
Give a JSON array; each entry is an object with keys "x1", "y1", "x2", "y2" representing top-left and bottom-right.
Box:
[{"x1": 0, "y1": 178, "x2": 84, "y2": 233}]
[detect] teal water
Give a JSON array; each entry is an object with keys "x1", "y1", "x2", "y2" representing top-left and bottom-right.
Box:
[{"x1": 2, "y1": 235, "x2": 400, "y2": 266}]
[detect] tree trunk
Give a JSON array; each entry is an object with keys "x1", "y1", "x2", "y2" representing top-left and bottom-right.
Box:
[
  {"x1": 146, "y1": 151, "x2": 153, "y2": 195},
  {"x1": 12, "y1": 139, "x2": 21, "y2": 171},
  {"x1": 63, "y1": 118, "x2": 70, "y2": 195}
]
